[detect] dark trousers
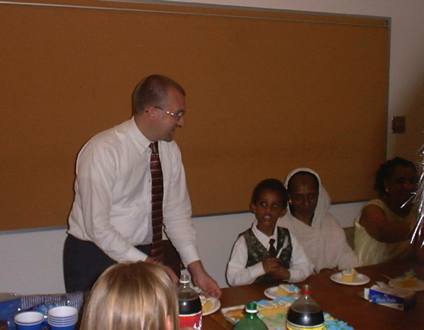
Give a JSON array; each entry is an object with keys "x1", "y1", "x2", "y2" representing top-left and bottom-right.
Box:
[{"x1": 63, "y1": 234, "x2": 183, "y2": 293}]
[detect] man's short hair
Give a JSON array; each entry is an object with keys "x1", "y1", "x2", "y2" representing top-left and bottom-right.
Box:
[{"x1": 132, "y1": 74, "x2": 185, "y2": 115}]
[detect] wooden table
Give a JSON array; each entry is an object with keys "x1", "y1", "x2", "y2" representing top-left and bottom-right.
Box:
[{"x1": 204, "y1": 258, "x2": 424, "y2": 330}]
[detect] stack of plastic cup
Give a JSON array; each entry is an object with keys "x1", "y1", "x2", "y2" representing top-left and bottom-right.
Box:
[
  {"x1": 47, "y1": 306, "x2": 79, "y2": 330},
  {"x1": 14, "y1": 311, "x2": 44, "y2": 330}
]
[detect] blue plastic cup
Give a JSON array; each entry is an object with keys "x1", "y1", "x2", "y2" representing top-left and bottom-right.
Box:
[
  {"x1": 14, "y1": 311, "x2": 44, "y2": 330},
  {"x1": 47, "y1": 306, "x2": 78, "y2": 330},
  {"x1": 49, "y1": 325, "x2": 76, "y2": 330}
]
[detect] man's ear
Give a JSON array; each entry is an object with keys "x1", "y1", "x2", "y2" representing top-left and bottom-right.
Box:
[
  {"x1": 280, "y1": 208, "x2": 288, "y2": 218},
  {"x1": 145, "y1": 105, "x2": 157, "y2": 118}
]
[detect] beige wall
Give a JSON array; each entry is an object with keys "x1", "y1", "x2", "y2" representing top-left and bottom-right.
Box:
[{"x1": 0, "y1": 202, "x2": 363, "y2": 294}]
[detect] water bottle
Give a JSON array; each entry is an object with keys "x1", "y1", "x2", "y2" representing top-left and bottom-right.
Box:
[
  {"x1": 286, "y1": 285, "x2": 324, "y2": 330},
  {"x1": 177, "y1": 273, "x2": 202, "y2": 329},
  {"x1": 234, "y1": 302, "x2": 268, "y2": 330}
]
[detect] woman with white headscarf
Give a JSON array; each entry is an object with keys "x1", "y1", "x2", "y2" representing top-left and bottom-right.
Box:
[{"x1": 278, "y1": 168, "x2": 358, "y2": 273}]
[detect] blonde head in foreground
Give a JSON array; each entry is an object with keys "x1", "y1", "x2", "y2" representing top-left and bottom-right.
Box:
[{"x1": 80, "y1": 262, "x2": 179, "y2": 330}]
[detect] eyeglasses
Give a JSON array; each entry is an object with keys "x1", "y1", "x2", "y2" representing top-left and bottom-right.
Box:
[{"x1": 155, "y1": 106, "x2": 185, "y2": 120}]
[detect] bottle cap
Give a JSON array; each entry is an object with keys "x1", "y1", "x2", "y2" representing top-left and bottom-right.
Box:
[
  {"x1": 180, "y1": 274, "x2": 190, "y2": 284},
  {"x1": 301, "y1": 284, "x2": 313, "y2": 295},
  {"x1": 245, "y1": 302, "x2": 258, "y2": 313}
]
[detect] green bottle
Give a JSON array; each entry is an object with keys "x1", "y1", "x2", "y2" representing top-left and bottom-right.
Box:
[{"x1": 234, "y1": 302, "x2": 268, "y2": 330}]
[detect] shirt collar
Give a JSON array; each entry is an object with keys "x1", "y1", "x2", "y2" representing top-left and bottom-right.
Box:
[
  {"x1": 252, "y1": 220, "x2": 278, "y2": 242},
  {"x1": 127, "y1": 116, "x2": 153, "y2": 152}
]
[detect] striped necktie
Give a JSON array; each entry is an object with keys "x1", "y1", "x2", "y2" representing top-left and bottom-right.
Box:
[
  {"x1": 268, "y1": 238, "x2": 277, "y2": 257},
  {"x1": 149, "y1": 142, "x2": 163, "y2": 261}
]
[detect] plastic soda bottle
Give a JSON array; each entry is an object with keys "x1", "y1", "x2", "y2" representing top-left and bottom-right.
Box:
[
  {"x1": 286, "y1": 285, "x2": 324, "y2": 330},
  {"x1": 177, "y1": 274, "x2": 202, "y2": 330},
  {"x1": 234, "y1": 302, "x2": 268, "y2": 330}
]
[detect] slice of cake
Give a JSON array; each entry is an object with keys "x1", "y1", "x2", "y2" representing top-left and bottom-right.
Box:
[
  {"x1": 277, "y1": 284, "x2": 299, "y2": 297},
  {"x1": 395, "y1": 270, "x2": 419, "y2": 288},
  {"x1": 341, "y1": 268, "x2": 358, "y2": 282},
  {"x1": 224, "y1": 307, "x2": 245, "y2": 322},
  {"x1": 201, "y1": 298, "x2": 214, "y2": 314}
]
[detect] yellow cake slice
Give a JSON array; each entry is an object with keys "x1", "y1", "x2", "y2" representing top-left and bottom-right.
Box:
[
  {"x1": 277, "y1": 284, "x2": 299, "y2": 297},
  {"x1": 201, "y1": 296, "x2": 215, "y2": 314},
  {"x1": 394, "y1": 271, "x2": 419, "y2": 288},
  {"x1": 224, "y1": 307, "x2": 245, "y2": 322},
  {"x1": 341, "y1": 268, "x2": 358, "y2": 282}
]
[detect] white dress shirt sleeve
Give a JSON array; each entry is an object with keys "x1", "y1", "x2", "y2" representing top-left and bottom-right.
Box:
[
  {"x1": 287, "y1": 233, "x2": 315, "y2": 282},
  {"x1": 226, "y1": 235, "x2": 266, "y2": 286}
]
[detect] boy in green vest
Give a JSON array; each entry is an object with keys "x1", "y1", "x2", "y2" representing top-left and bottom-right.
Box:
[{"x1": 226, "y1": 179, "x2": 314, "y2": 286}]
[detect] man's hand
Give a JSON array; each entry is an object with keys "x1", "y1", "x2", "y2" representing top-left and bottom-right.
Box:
[{"x1": 187, "y1": 260, "x2": 221, "y2": 298}]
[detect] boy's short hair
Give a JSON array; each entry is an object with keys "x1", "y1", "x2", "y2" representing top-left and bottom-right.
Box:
[{"x1": 251, "y1": 178, "x2": 288, "y2": 207}]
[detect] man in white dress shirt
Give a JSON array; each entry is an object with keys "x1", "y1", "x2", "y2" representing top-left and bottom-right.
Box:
[{"x1": 63, "y1": 74, "x2": 221, "y2": 297}]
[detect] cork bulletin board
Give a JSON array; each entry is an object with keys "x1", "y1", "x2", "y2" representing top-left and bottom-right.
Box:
[{"x1": 0, "y1": 0, "x2": 389, "y2": 231}]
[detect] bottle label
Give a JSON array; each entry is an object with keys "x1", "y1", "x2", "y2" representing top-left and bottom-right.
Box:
[
  {"x1": 286, "y1": 321, "x2": 324, "y2": 330},
  {"x1": 179, "y1": 311, "x2": 202, "y2": 330}
]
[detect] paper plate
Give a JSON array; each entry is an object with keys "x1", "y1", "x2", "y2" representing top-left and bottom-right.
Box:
[
  {"x1": 201, "y1": 297, "x2": 221, "y2": 316},
  {"x1": 264, "y1": 286, "x2": 300, "y2": 300},
  {"x1": 388, "y1": 278, "x2": 424, "y2": 292},
  {"x1": 330, "y1": 272, "x2": 370, "y2": 286}
]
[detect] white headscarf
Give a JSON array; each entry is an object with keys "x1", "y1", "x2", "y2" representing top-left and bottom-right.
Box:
[{"x1": 284, "y1": 167, "x2": 330, "y2": 227}]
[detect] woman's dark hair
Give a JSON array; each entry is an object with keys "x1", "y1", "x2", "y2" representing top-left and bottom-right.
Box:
[
  {"x1": 251, "y1": 178, "x2": 288, "y2": 207},
  {"x1": 374, "y1": 157, "x2": 416, "y2": 197}
]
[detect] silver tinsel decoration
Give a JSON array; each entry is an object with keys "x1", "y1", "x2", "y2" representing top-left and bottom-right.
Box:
[{"x1": 411, "y1": 145, "x2": 424, "y2": 246}]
